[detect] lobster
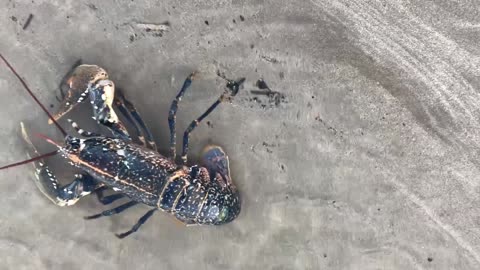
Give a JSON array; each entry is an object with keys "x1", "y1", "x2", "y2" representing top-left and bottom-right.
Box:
[{"x1": 0, "y1": 54, "x2": 243, "y2": 238}]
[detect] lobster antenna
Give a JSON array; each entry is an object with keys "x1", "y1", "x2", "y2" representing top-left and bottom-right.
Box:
[
  {"x1": 34, "y1": 132, "x2": 63, "y2": 147},
  {"x1": 0, "y1": 53, "x2": 67, "y2": 137},
  {"x1": 0, "y1": 54, "x2": 66, "y2": 170},
  {"x1": 0, "y1": 150, "x2": 57, "y2": 170}
]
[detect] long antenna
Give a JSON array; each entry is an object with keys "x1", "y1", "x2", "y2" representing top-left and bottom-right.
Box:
[
  {"x1": 0, "y1": 150, "x2": 57, "y2": 170},
  {"x1": 0, "y1": 54, "x2": 67, "y2": 137},
  {"x1": 0, "y1": 53, "x2": 67, "y2": 171}
]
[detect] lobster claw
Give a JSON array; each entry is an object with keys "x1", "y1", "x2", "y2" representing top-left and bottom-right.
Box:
[
  {"x1": 49, "y1": 64, "x2": 108, "y2": 124},
  {"x1": 88, "y1": 79, "x2": 131, "y2": 141},
  {"x1": 20, "y1": 122, "x2": 63, "y2": 205}
]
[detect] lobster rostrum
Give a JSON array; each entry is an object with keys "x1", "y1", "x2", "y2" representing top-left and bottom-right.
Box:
[{"x1": 0, "y1": 54, "x2": 243, "y2": 238}]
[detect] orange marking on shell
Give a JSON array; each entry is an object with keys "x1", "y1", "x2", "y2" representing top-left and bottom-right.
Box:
[
  {"x1": 172, "y1": 184, "x2": 189, "y2": 213},
  {"x1": 194, "y1": 189, "x2": 209, "y2": 222},
  {"x1": 67, "y1": 153, "x2": 156, "y2": 196},
  {"x1": 157, "y1": 169, "x2": 189, "y2": 208}
]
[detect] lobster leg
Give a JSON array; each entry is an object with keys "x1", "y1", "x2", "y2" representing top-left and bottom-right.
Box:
[
  {"x1": 115, "y1": 208, "x2": 157, "y2": 239},
  {"x1": 114, "y1": 88, "x2": 157, "y2": 150},
  {"x1": 21, "y1": 122, "x2": 103, "y2": 206},
  {"x1": 168, "y1": 73, "x2": 196, "y2": 159},
  {"x1": 95, "y1": 187, "x2": 125, "y2": 205},
  {"x1": 181, "y1": 77, "x2": 245, "y2": 164},
  {"x1": 84, "y1": 201, "x2": 138, "y2": 220},
  {"x1": 113, "y1": 92, "x2": 144, "y2": 145}
]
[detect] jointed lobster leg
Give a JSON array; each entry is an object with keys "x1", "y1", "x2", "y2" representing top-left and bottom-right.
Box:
[
  {"x1": 114, "y1": 88, "x2": 157, "y2": 150},
  {"x1": 113, "y1": 92, "x2": 144, "y2": 145},
  {"x1": 115, "y1": 208, "x2": 157, "y2": 239},
  {"x1": 95, "y1": 189, "x2": 125, "y2": 205},
  {"x1": 84, "y1": 201, "x2": 138, "y2": 220},
  {"x1": 181, "y1": 77, "x2": 245, "y2": 164},
  {"x1": 168, "y1": 73, "x2": 196, "y2": 160}
]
